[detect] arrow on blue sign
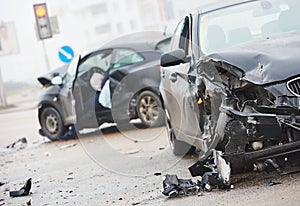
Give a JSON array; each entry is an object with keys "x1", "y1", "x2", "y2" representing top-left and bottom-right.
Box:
[{"x1": 58, "y1": 45, "x2": 74, "y2": 63}]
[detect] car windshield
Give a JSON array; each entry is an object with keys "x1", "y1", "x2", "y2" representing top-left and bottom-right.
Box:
[{"x1": 199, "y1": 0, "x2": 300, "y2": 54}]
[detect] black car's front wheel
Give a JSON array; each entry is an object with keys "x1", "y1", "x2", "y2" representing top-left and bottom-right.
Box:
[
  {"x1": 136, "y1": 90, "x2": 164, "y2": 127},
  {"x1": 40, "y1": 107, "x2": 67, "y2": 141}
]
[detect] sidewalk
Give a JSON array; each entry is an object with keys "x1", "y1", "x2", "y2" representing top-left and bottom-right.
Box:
[{"x1": 0, "y1": 87, "x2": 41, "y2": 114}]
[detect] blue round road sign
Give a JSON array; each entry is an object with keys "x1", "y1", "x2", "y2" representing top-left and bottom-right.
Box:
[{"x1": 58, "y1": 45, "x2": 74, "y2": 63}]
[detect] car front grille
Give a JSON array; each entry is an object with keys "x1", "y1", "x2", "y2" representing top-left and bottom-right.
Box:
[{"x1": 287, "y1": 77, "x2": 300, "y2": 97}]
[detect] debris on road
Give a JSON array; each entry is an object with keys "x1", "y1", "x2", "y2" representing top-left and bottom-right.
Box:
[
  {"x1": 0, "y1": 182, "x2": 5, "y2": 186},
  {"x1": 26, "y1": 197, "x2": 32, "y2": 205},
  {"x1": 163, "y1": 151, "x2": 232, "y2": 198},
  {"x1": 162, "y1": 174, "x2": 199, "y2": 198},
  {"x1": 9, "y1": 178, "x2": 32, "y2": 197},
  {"x1": 154, "y1": 172, "x2": 162, "y2": 176},
  {"x1": 60, "y1": 143, "x2": 77, "y2": 149},
  {"x1": 267, "y1": 180, "x2": 282, "y2": 186},
  {"x1": 44, "y1": 151, "x2": 51, "y2": 157},
  {"x1": 6, "y1": 137, "x2": 27, "y2": 150},
  {"x1": 66, "y1": 173, "x2": 75, "y2": 180},
  {"x1": 189, "y1": 150, "x2": 231, "y2": 188}
]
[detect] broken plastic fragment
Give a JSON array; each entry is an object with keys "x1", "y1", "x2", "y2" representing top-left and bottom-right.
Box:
[
  {"x1": 189, "y1": 150, "x2": 231, "y2": 189},
  {"x1": 6, "y1": 137, "x2": 27, "y2": 150},
  {"x1": 26, "y1": 197, "x2": 32, "y2": 205},
  {"x1": 60, "y1": 143, "x2": 76, "y2": 149},
  {"x1": 9, "y1": 178, "x2": 32, "y2": 197},
  {"x1": 162, "y1": 175, "x2": 199, "y2": 197}
]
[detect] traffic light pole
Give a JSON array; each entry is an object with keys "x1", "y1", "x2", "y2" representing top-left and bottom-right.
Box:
[
  {"x1": 0, "y1": 66, "x2": 7, "y2": 107},
  {"x1": 42, "y1": 40, "x2": 51, "y2": 71}
]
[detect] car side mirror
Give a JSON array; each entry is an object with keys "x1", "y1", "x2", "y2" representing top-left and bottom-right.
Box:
[
  {"x1": 160, "y1": 49, "x2": 187, "y2": 67},
  {"x1": 51, "y1": 75, "x2": 63, "y2": 85}
]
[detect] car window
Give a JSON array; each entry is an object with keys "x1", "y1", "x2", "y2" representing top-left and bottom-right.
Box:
[
  {"x1": 170, "y1": 17, "x2": 191, "y2": 54},
  {"x1": 155, "y1": 37, "x2": 171, "y2": 52},
  {"x1": 199, "y1": 0, "x2": 300, "y2": 54},
  {"x1": 78, "y1": 49, "x2": 112, "y2": 76},
  {"x1": 111, "y1": 49, "x2": 144, "y2": 69}
]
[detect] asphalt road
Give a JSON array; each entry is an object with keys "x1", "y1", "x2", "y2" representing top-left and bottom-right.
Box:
[{"x1": 0, "y1": 103, "x2": 300, "y2": 205}]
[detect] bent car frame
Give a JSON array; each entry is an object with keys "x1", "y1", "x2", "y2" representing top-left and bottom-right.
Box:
[{"x1": 160, "y1": 0, "x2": 300, "y2": 184}]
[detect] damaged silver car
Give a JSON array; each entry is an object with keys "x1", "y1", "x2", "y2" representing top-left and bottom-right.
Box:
[{"x1": 160, "y1": 0, "x2": 300, "y2": 183}]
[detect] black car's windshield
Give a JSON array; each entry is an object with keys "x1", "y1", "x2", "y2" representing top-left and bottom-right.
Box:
[{"x1": 199, "y1": 0, "x2": 300, "y2": 54}]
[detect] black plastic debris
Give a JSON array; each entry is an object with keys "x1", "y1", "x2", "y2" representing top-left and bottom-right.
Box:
[
  {"x1": 0, "y1": 182, "x2": 5, "y2": 186},
  {"x1": 6, "y1": 137, "x2": 27, "y2": 149},
  {"x1": 267, "y1": 180, "x2": 282, "y2": 186},
  {"x1": 9, "y1": 178, "x2": 32, "y2": 197},
  {"x1": 154, "y1": 172, "x2": 162, "y2": 176},
  {"x1": 162, "y1": 175, "x2": 199, "y2": 198},
  {"x1": 189, "y1": 150, "x2": 231, "y2": 190},
  {"x1": 26, "y1": 197, "x2": 32, "y2": 205},
  {"x1": 163, "y1": 151, "x2": 232, "y2": 198}
]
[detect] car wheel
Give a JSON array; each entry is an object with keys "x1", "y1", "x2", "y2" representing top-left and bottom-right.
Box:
[
  {"x1": 40, "y1": 107, "x2": 67, "y2": 141},
  {"x1": 165, "y1": 108, "x2": 195, "y2": 156},
  {"x1": 136, "y1": 90, "x2": 164, "y2": 127}
]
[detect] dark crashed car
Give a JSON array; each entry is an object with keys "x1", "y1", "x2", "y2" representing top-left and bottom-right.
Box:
[
  {"x1": 160, "y1": 0, "x2": 300, "y2": 184},
  {"x1": 38, "y1": 32, "x2": 170, "y2": 140}
]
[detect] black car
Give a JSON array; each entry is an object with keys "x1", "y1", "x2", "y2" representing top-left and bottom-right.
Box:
[
  {"x1": 38, "y1": 32, "x2": 171, "y2": 140},
  {"x1": 160, "y1": 0, "x2": 300, "y2": 182}
]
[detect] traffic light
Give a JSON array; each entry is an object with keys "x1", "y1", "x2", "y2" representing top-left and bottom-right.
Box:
[{"x1": 33, "y1": 3, "x2": 52, "y2": 40}]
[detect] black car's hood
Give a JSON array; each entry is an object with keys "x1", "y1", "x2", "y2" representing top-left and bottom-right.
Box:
[
  {"x1": 37, "y1": 64, "x2": 69, "y2": 87},
  {"x1": 206, "y1": 32, "x2": 300, "y2": 85}
]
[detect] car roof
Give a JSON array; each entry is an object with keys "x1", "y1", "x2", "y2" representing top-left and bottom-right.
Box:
[
  {"x1": 94, "y1": 31, "x2": 171, "y2": 52},
  {"x1": 195, "y1": 0, "x2": 257, "y2": 14}
]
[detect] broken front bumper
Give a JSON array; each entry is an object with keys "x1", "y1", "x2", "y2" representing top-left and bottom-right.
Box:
[{"x1": 190, "y1": 106, "x2": 300, "y2": 177}]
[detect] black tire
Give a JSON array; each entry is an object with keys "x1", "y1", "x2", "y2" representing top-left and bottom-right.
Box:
[
  {"x1": 165, "y1": 108, "x2": 195, "y2": 156},
  {"x1": 40, "y1": 107, "x2": 67, "y2": 141},
  {"x1": 136, "y1": 90, "x2": 164, "y2": 127}
]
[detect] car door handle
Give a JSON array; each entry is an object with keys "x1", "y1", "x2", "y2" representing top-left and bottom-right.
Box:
[{"x1": 169, "y1": 73, "x2": 177, "y2": 82}]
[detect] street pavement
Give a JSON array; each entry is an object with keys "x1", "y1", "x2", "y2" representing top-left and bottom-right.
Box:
[{"x1": 0, "y1": 89, "x2": 299, "y2": 205}]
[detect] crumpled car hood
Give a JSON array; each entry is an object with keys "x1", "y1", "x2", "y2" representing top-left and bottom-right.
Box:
[{"x1": 205, "y1": 32, "x2": 300, "y2": 85}]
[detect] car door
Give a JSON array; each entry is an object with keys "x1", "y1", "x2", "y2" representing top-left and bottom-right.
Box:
[
  {"x1": 72, "y1": 49, "x2": 113, "y2": 128},
  {"x1": 161, "y1": 16, "x2": 201, "y2": 143},
  {"x1": 59, "y1": 56, "x2": 80, "y2": 125},
  {"x1": 109, "y1": 48, "x2": 146, "y2": 121}
]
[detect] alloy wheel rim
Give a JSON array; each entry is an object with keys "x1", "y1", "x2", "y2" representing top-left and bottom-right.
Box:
[{"x1": 139, "y1": 95, "x2": 159, "y2": 124}]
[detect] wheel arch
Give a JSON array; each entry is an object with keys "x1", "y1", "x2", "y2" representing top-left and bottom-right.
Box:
[{"x1": 38, "y1": 100, "x2": 65, "y2": 125}]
